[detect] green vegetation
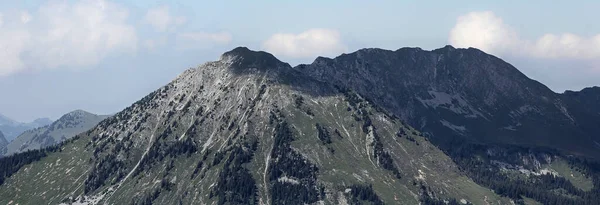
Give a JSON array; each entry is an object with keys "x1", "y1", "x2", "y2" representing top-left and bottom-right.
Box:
[
  {"x1": 267, "y1": 118, "x2": 321, "y2": 204},
  {"x1": 449, "y1": 144, "x2": 600, "y2": 205},
  {"x1": 346, "y1": 184, "x2": 384, "y2": 205},
  {"x1": 211, "y1": 141, "x2": 259, "y2": 204},
  {"x1": 0, "y1": 135, "x2": 91, "y2": 204},
  {"x1": 548, "y1": 159, "x2": 594, "y2": 191}
]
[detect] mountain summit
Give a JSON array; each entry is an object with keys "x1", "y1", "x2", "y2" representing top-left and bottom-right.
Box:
[{"x1": 220, "y1": 47, "x2": 290, "y2": 73}]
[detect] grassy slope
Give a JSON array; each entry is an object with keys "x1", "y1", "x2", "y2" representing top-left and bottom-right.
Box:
[
  {"x1": 283, "y1": 91, "x2": 510, "y2": 204},
  {"x1": 547, "y1": 159, "x2": 594, "y2": 191},
  {"x1": 0, "y1": 136, "x2": 91, "y2": 204}
]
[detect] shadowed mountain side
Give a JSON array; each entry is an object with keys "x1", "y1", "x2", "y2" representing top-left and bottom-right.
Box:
[{"x1": 294, "y1": 46, "x2": 600, "y2": 159}]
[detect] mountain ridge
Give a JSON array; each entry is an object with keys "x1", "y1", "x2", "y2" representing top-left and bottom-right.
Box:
[
  {"x1": 0, "y1": 114, "x2": 54, "y2": 142},
  {"x1": 294, "y1": 45, "x2": 600, "y2": 159}
]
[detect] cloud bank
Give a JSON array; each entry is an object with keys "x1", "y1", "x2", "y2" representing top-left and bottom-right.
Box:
[
  {"x1": 449, "y1": 11, "x2": 600, "y2": 60},
  {"x1": 262, "y1": 29, "x2": 347, "y2": 59},
  {"x1": 0, "y1": 0, "x2": 137, "y2": 76}
]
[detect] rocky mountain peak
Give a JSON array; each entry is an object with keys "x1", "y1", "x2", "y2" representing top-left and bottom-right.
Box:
[
  {"x1": 64, "y1": 109, "x2": 94, "y2": 118},
  {"x1": 441, "y1": 45, "x2": 456, "y2": 50},
  {"x1": 219, "y1": 47, "x2": 289, "y2": 73}
]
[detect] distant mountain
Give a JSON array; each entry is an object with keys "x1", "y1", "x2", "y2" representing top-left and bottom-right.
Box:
[
  {"x1": 27, "y1": 118, "x2": 53, "y2": 128},
  {"x1": 0, "y1": 131, "x2": 7, "y2": 155},
  {"x1": 3, "y1": 110, "x2": 109, "y2": 156},
  {"x1": 0, "y1": 114, "x2": 53, "y2": 142},
  {"x1": 0, "y1": 114, "x2": 18, "y2": 126},
  {"x1": 1, "y1": 47, "x2": 600, "y2": 205}
]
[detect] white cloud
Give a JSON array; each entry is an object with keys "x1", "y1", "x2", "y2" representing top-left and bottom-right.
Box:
[
  {"x1": 449, "y1": 11, "x2": 518, "y2": 54},
  {"x1": 143, "y1": 6, "x2": 186, "y2": 32},
  {"x1": 0, "y1": 0, "x2": 137, "y2": 76},
  {"x1": 0, "y1": 29, "x2": 30, "y2": 76},
  {"x1": 449, "y1": 11, "x2": 600, "y2": 60},
  {"x1": 20, "y1": 11, "x2": 31, "y2": 24},
  {"x1": 262, "y1": 29, "x2": 347, "y2": 58}
]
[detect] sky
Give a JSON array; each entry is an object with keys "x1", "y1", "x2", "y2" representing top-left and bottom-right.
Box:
[{"x1": 1, "y1": 0, "x2": 599, "y2": 122}]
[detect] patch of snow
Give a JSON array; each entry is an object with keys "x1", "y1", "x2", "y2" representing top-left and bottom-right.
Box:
[
  {"x1": 418, "y1": 90, "x2": 486, "y2": 119},
  {"x1": 353, "y1": 173, "x2": 364, "y2": 182},
  {"x1": 415, "y1": 169, "x2": 426, "y2": 181},
  {"x1": 277, "y1": 176, "x2": 300, "y2": 185}
]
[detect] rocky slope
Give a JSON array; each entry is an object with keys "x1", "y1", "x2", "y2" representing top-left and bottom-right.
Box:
[
  {"x1": 0, "y1": 47, "x2": 511, "y2": 204},
  {"x1": 3, "y1": 110, "x2": 109, "y2": 156}
]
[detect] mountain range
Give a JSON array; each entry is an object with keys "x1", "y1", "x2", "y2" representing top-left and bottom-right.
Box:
[
  {"x1": 0, "y1": 114, "x2": 53, "y2": 142},
  {"x1": 2, "y1": 110, "x2": 110, "y2": 157},
  {"x1": 0, "y1": 46, "x2": 599, "y2": 205}
]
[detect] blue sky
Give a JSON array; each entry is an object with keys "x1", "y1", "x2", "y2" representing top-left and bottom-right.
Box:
[{"x1": 1, "y1": 0, "x2": 599, "y2": 122}]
